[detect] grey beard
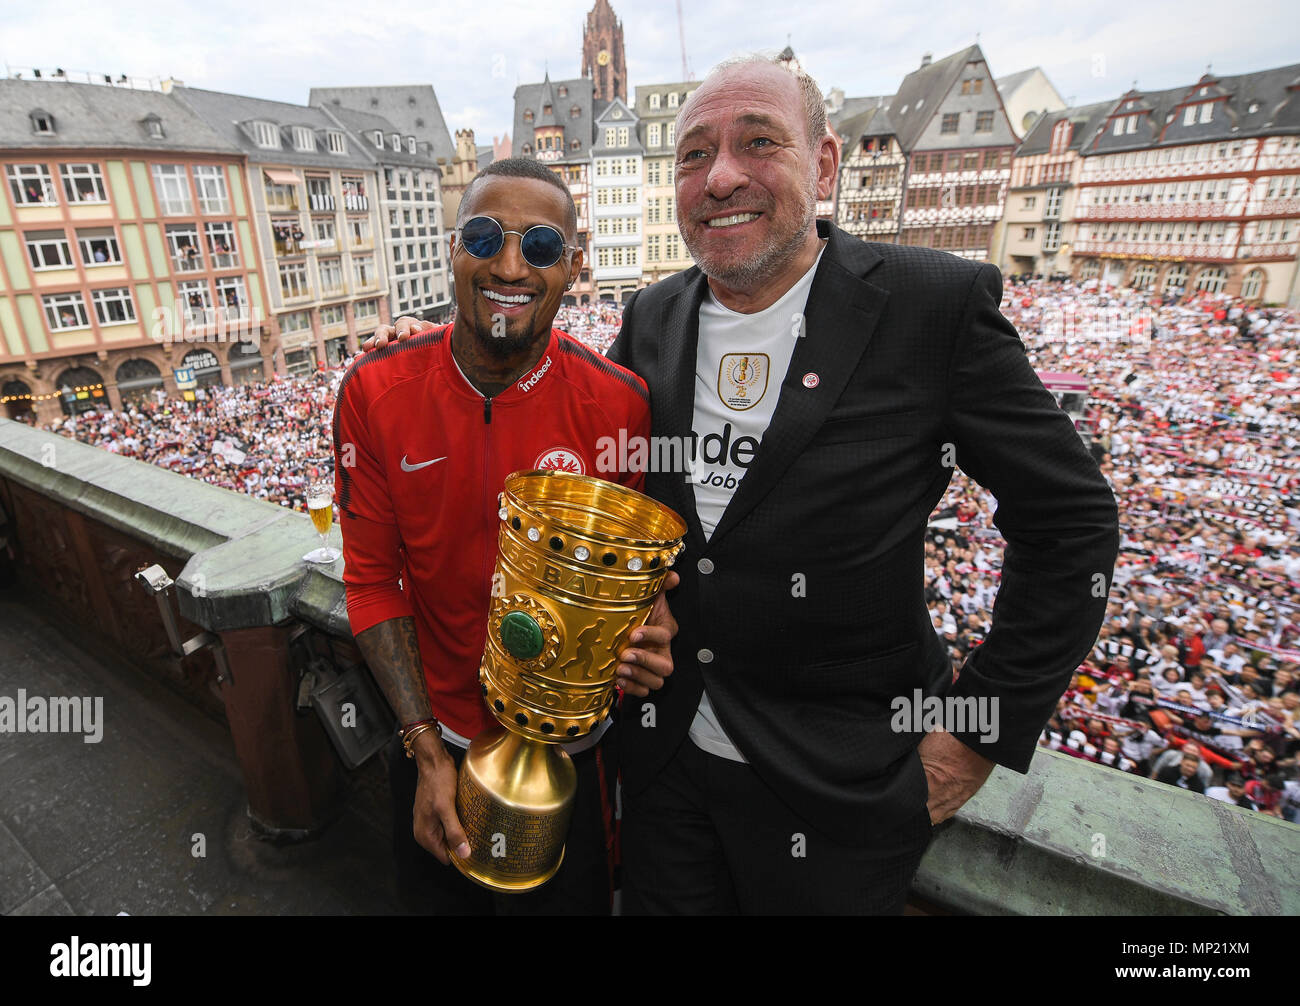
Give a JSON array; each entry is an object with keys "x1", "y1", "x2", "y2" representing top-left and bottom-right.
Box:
[{"x1": 683, "y1": 185, "x2": 818, "y2": 292}]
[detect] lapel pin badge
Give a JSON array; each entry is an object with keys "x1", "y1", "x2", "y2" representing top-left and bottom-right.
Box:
[{"x1": 802, "y1": 372, "x2": 820, "y2": 389}]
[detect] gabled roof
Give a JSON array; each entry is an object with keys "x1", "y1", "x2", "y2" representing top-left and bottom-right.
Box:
[
  {"x1": 886, "y1": 45, "x2": 982, "y2": 150},
  {"x1": 995, "y1": 68, "x2": 1037, "y2": 97},
  {"x1": 0, "y1": 79, "x2": 238, "y2": 153},
  {"x1": 827, "y1": 94, "x2": 892, "y2": 135},
  {"x1": 1017, "y1": 100, "x2": 1111, "y2": 156},
  {"x1": 593, "y1": 97, "x2": 643, "y2": 154},
  {"x1": 512, "y1": 76, "x2": 595, "y2": 164},
  {"x1": 315, "y1": 104, "x2": 437, "y2": 168},
  {"x1": 171, "y1": 86, "x2": 378, "y2": 168},
  {"x1": 307, "y1": 84, "x2": 455, "y2": 163},
  {"x1": 1084, "y1": 60, "x2": 1300, "y2": 154}
]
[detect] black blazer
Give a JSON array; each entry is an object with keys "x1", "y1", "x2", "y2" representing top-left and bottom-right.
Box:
[{"x1": 607, "y1": 220, "x2": 1119, "y2": 844}]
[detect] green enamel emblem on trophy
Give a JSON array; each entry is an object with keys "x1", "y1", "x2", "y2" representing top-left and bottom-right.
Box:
[{"x1": 500, "y1": 611, "x2": 545, "y2": 660}]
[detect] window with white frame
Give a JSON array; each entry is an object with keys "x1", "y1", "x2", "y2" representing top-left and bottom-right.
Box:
[
  {"x1": 280, "y1": 261, "x2": 310, "y2": 299},
  {"x1": 9, "y1": 164, "x2": 57, "y2": 205},
  {"x1": 280, "y1": 309, "x2": 311, "y2": 333},
  {"x1": 666, "y1": 123, "x2": 675, "y2": 147},
  {"x1": 60, "y1": 163, "x2": 108, "y2": 203},
  {"x1": 648, "y1": 123, "x2": 661, "y2": 148},
  {"x1": 408, "y1": 137, "x2": 417, "y2": 154},
  {"x1": 166, "y1": 224, "x2": 204, "y2": 271},
  {"x1": 647, "y1": 234, "x2": 660, "y2": 261},
  {"x1": 31, "y1": 111, "x2": 55, "y2": 134},
  {"x1": 1183, "y1": 106, "x2": 1196, "y2": 126},
  {"x1": 647, "y1": 160, "x2": 661, "y2": 185},
  {"x1": 1044, "y1": 187, "x2": 1062, "y2": 218},
  {"x1": 352, "y1": 255, "x2": 376, "y2": 288},
  {"x1": 307, "y1": 175, "x2": 333, "y2": 211},
  {"x1": 78, "y1": 228, "x2": 122, "y2": 266},
  {"x1": 215, "y1": 276, "x2": 247, "y2": 317},
  {"x1": 320, "y1": 304, "x2": 346, "y2": 327},
  {"x1": 624, "y1": 157, "x2": 637, "y2": 175},
  {"x1": 391, "y1": 134, "x2": 401, "y2": 152},
  {"x1": 597, "y1": 247, "x2": 610, "y2": 267},
  {"x1": 397, "y1": 279, "x2": 407, "y2": 301},
  {"x1": 596, "y1": 160, "x2": 608, "y2": 177},
  {"x1": 327, "y1": 130, "x2": 346, "y2": 154},
  {"x1": 617, "y1": 127, "x2": 629, "y2": 146},
  {"x1": 1042, "y1": 221, "x2": 1061, "y2": 251},
  {"x1": 649, "y1": 93, "x2": 661, "y2": 110},
  {"x1": 1200, "y1": 103, "x2": 1213, "y2": 124},
  {"x1": 293, "y1": 126, "x2": 315, "y2": 152},
  {"x1": 44, "y1": 292, "x2": 89, "y2": 330},
  {"x1": 1241, "y1": 268, "x2": 1264, "y2": 300},
  {"x1": 667, "y1": 92, "x2": 679, "y2": 108},
  {"x1": 178, "y1": 279, "x2": 212, "y2": 322},
  {"x1": 597, "y1": 219, "x2": 609, "y2": 236},
  {"x1": 92, "y1": 287, "x2": 136, "y2": 325},
  {"x1": 604, "y1": 128, "x2": 616, "y2": 147},
  {"x1": 205, "y1": 221, "x2": 239, "y2": 267},
  {"x1": 374, "y1": 130, "x2": 384, "y2": 148},
  {"x1": 612, "y1": 247, "x2": 624, "y2": 267},
  {"x1": 318, "y1": 257, "x2": 344, "y2": 293},
  {"x1": 153, "y1": 164, "x2": 193, "y2": 215},
  {"x1": 252, "y1": 121, "x2": 280, "y2": 148},
  {"x1": 192, "y1": 165, "x2": 229, "y2": 214},
  {"x1": 26, "y1": 230, "x2": 73, "y2": 270},
  {"x1": 348, "y1": 216, "x2": 370, "y2": 246},
  {"x1": 353, "y1": 299, "x2": 379, "y2": 321}
]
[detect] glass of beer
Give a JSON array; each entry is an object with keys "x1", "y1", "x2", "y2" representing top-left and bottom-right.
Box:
[{"x1": 303, "y1": 474, "x2": 341, "y2": 564}]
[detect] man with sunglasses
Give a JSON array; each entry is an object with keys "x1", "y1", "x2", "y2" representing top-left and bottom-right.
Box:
[
  {"x1": 334, "y1": 156, "x2": 677, "y2": 915},
  {"x1": 367, "y1": 57, "x2": 1116, "y2": 915}
]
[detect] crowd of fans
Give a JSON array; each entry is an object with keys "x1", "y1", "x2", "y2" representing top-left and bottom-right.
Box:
[
  {"x1": 930, "y1": 277, "x2": 1300, "y2": 821},
  {"x1": 555, "y1": 302, "x2": 624, "y2": 354},
  {"x1": 34, "y1": 366, "x2": 346, "y2": 511},
  {"x1": 25, "y1": 278, "x2": 1300, "y2": 821}
]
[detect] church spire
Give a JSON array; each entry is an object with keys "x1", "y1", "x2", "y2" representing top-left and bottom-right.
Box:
[{"x1": 581, "y1": 0, "x2": 626, "y2": 103}]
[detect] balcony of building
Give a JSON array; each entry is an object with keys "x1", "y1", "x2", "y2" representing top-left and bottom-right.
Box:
[{"x1": 3, "y1": 420, "x2": 1298, "y2": 914}]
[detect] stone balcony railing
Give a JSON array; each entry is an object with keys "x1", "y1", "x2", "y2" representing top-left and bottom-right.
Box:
[{"x1": 1, "y1": 417, "x2": 1297, "y2": 914}]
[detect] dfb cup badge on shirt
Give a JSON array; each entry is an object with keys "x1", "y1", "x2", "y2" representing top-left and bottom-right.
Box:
[{"x1": 717, "y1": 353, "x2": 769, "y2": 411}]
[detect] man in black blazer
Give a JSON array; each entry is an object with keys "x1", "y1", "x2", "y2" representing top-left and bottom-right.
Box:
[
  {"x1": 365, "y1": 55, "x2": 1119, "y2": 915},
  {"x1": 603, "y1": 56, "x2": 1119, "y2": 914}
]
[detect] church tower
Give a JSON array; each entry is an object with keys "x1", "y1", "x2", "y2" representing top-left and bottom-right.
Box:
[{"x1": 580, "y1": 0, "x2": 627, "y2": 103}]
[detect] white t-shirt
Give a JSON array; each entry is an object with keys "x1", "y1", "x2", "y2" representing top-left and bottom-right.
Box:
[{"x1": 688, "y1": 248, "x2": 825, "y2": 762}]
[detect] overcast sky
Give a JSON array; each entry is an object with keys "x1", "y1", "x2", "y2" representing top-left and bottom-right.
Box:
[{"x1": 6, "y1": 0, "x2": 1298, "y2": 144}]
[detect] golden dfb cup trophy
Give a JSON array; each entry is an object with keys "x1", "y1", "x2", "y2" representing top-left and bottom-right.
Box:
[{"x1": 449, "y1": 469, "x2": 686, "y2": 891}]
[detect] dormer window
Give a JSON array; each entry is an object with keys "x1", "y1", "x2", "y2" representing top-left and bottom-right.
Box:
[
  {"x1": 544, "y1": 104, "x2": 552, "y2": 115},
  {"x1": 571, "y1": 105, "x2": 581, "y2": 119},
  {"x1": 293, "y1": 126, "x2": 315, "y2": 151},
  {"x1": 667, "y1": 92, "x2": 679, "y2": 108},
  {"x1": 373, "y1": 130, "x2": 384, "y2": 148},
  {"x1": 370, "y1": 98, "x2": 379, "y2": 108},
  {"x1": 649, "y1": 93, "x2": 661, "y2": 109},
  {"x1": 408, "y1": 136, "x2": 416, "y2": 154},
  {"x1": 252, "y1": 121, "x2": 279, "y2": 148},
  {"x1": 390, "y1": 133, "x2": 401, "y2": 152},
  {"x1": 558, "y1": 85, "x2": 568, "y2": 98},
  {"x1": 326, "y1": 130, "x2": 346, "y2": 154},
  {"x1": 524, "y1": 109, "x2": 534, "y2": 122},
  {"x1": 31, "y1": 110, "x2": 55, "y2": 135},
  {"x1": 142, "y1": 114, "x2": 165, "y2": 139}
]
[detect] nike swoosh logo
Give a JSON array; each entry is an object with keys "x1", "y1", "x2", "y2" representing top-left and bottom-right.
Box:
[{"x1": 400, "y1": 455, "x2": 447, "y2": 472}]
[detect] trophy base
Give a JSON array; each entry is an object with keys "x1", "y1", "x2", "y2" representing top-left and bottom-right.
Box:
[
  {"x1": 448, "y1": 726, "x2": 577, "y2": 893},
  {"x1": 448, "y1": 844, "x2": 566, "y2": 893}
]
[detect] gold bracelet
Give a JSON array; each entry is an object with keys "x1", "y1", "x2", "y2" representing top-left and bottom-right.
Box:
[{"x1": 401, "y1": 719, "x2": 442, "y2": 759}]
